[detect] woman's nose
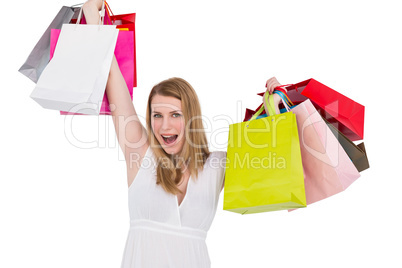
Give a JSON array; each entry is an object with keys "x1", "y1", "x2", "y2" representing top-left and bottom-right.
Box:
[{"x1": 161, "y1": 117, "x2": 172, "y2": 131}]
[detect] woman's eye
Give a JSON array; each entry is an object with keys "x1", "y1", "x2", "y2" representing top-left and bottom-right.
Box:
[
  {"x1": 153, "y1": 114, "x2": 162, "y2": 118},
  {"x1": 173, "y1": 113, "x2": 182, "y2": 118}
]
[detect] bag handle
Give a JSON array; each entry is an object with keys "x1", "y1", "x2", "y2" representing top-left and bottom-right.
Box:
[
  {"x1": 246, "y1": 83, "x2": 296, "y2": 127},
  {"x1": 76, "y1": 0, "x2": 106, "y2": 27},
  {"x1": 245, "y1": 84, "x2": 297, "y2": 127},
  {"x1": 246, "y1": 92, "x2": 290, "y2": 126},
  {"x1": 246, "y1": 97, "x2": 269, "y2": 126},
  {"x1": 276, "y1": 83, "x2": 302, "y2": 93},
  {"x1": 103, "y1": 1, "x2": 114, "y2": 25},
  {"x1": 248, "y1": 94, "x2": 274, "y2": 120},
  {"x1": 105, "y1": 1, "x2": 114, "y2": 19},
  {"x1": 274, "y1": 87, "x2": 294, "y2": 107},
  {"x1": 274, "y1": 90, "x2": 293, "y2": 109},
  {"x1": 271, "y1": 91, "x2": 292, "y2": 114}
]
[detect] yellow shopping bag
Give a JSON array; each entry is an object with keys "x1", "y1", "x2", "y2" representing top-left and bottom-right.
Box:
[{"x1": 223, "y1": 94, "x2": 306, "y2": 214}]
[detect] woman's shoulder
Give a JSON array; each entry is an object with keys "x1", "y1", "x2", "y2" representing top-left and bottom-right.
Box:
[
  {"x1": 204, "y1": 150, "x2": 226, "y2": 170},
  {"x1": 207, "y1": 151, "x2": 226, "y2": 160}
]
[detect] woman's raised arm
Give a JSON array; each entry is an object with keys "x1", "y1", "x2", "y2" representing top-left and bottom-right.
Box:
[{"x1": 83, "y1": 0, "x2": 149, "y2": 181}]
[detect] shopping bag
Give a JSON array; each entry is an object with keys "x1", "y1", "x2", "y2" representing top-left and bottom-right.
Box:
[
  {"x1": 243, "y1": 108, "x2": 256, "y2": 121},
  {"x1": 291, "y1": 99, "x2": 361, "y2": 206},
  {"x1": 258, "y1": 79, "x2": 365, "y2": 140},
  {"x1": 273, "y1": 86, "x2": 369, "y2": 171},
  {"x1": 224, "y1": 94, "x2": 306, "y2": 214},
  {"x1": 260, "y1": 90, "x2": 369, "y2": 173},
  {"x1": 18, "y1": 5, "x2": 81, "y2": 83},
  {"x1": 105, "y1": 4, "x2": 137, "y2": 88},
  {"x1": 324, "y1": 118, "x2": 370, "y2": 172},
  {"x1": 270, "y1": 91, "x2": 361, "y2": 207},
  {"x1": 30, "y1": 4, "x2": 119, "y2": 115},
  {"x1": 286, "y1": 79, "x2": 365, "y2": 141},
  {"x1": 49, "y1": 28, "x2": 134, "y2": 115},
  {"x1": 76, "y1": 1, "x2": 137, "y2": 87}
]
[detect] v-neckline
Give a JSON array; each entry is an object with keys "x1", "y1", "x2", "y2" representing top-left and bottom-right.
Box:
[{"x1": 176, "y1": 176, "x2": 191, "y2": 208}]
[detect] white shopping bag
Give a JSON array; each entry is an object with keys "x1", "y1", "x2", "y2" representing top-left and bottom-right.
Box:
[{"x1": 30, "y1": 3, "x2": 119, "y2": 115}]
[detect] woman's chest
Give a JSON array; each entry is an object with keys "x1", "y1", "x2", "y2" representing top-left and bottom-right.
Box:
[
  {"x1": 176, "y1": 174, "x2": 190, "y2": 207},
  {"x1": 128, "y1": 170, "x2": 219, "y2": 229}
]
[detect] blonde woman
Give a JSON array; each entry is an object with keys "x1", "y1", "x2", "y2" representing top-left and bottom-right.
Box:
[{"x1": 83, "y1": 1, "x2": 281, "y2": 267}]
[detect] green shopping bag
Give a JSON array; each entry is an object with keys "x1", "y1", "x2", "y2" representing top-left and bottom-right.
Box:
[{"x1": 223, "y1": 94, "x2": 306, "y2": 214}]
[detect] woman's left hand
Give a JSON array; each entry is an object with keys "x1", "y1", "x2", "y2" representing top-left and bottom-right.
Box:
[
  {"x1": 263, "y1": 77, "x2": 282, "y2": 115},
  {"x1": 265, "y1": 77, "x2": 282, "y2": 95}
]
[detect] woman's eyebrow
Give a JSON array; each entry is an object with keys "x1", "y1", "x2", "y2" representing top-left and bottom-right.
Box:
[{"x1": 152, "y1": 110, "x2": 182, "y2": 114}]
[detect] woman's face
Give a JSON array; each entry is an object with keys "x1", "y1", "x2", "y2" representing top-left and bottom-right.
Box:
[{"x1": 151, "y1": 95, "x2": 186, "y2": 155}]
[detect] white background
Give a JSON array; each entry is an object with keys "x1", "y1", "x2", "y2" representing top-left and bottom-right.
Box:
[{"x1": 1, "y1": 0, "x2": 401, "y2": 267}]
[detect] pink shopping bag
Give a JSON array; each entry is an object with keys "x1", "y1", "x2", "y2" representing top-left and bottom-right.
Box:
[
  {"x1": 50, "y1": 28, "x2": 134, "y2": 115},
  {"x1": 291, "y1": 99, "x2": 361, "y2": 206}
]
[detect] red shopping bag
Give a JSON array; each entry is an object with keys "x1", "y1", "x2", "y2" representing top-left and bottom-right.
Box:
[
  {"x1": 258, "y1": 79, "x2": 365, "y2": 141},
  {"x1": 243, "y1": 108, "x2": 255, "y2": 121}
]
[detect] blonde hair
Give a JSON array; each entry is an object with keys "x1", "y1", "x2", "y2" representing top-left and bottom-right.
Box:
[{"x1": 146, "y1": 77, "x2": 210, "y2": 195}]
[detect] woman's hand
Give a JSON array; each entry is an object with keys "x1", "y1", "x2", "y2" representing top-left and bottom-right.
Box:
[
  {"x1": 82, "y1": 0, "x2": 103, "y2": 24},
  {"x1": 265, "y1": 77, "x2": 283, "y2": 95},
  {"x1": 263, "y1": 77, "x2": 283, "y2": 115}
]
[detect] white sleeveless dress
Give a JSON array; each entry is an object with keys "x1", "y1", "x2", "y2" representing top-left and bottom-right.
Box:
[{"x1": 121, "y1": 146, "x2": 226, "y2": 268}]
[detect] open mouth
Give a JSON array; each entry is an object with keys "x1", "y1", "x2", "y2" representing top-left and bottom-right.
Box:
[{"x1": 161, "y1": 135, "x2": 178, "y2": 145}]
